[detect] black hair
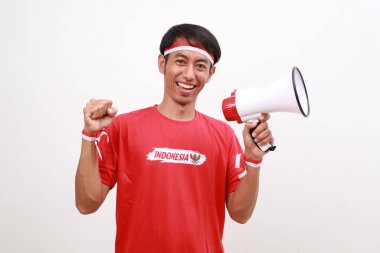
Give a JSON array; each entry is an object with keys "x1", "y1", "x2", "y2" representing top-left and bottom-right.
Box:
[{"x1": 159, "y1": 24, "x2": 221, "y2": 65}]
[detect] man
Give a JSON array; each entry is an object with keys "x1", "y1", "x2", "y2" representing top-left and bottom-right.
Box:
[{"x1": 76, "y1": 24, "x2": 274, "y2": 253}]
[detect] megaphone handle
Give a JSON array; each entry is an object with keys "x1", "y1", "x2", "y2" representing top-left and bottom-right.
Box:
[{"x1": 249, "y1": 123, "x2": 276, "y2": 152}]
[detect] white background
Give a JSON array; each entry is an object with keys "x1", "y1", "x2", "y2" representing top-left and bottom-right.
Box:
[{"x1": 1, "y1": 0, "x2": 379, "y2": 252}]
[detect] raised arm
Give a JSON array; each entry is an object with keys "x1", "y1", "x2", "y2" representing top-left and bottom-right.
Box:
[
  {"x1": 75, "y1": 99, "x2": 117, "y2": 214},
  {"x1": 226, "y1": 113, "x2": 274, "y2": 224}
]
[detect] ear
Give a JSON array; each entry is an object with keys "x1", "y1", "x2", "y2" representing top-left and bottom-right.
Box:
[
  {"x1": 206, "y1": 66, "x2": 216, "y2": 83},
  {"x1": 158, "y1": 54, "x2": 165, "y2": 74}
]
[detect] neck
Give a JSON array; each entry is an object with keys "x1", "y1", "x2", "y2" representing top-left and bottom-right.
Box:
[{"x1": 157, "y1": 99, "x2": 196, "y2": 121}]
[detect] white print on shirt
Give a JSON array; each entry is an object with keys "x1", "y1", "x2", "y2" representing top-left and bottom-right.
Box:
[{"x1": 146, "y1": 147, "x2": 206, "y2": 165}]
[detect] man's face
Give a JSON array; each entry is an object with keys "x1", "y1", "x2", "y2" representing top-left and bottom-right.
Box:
[{"x1": 158, "y1": 37, "x2": 215, "y2": 107}]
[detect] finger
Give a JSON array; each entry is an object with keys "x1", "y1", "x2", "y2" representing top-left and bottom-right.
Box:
[
  {"x1": 257, "y1": 135, "x2": 274, "y2": 147},
  {"x1": 98, "y1": 100, "x2": 113, "y2": 117},
  {"x1": 90, "y1": 99, "x2": 112, "y2": 105},
  {"x1": 98, "y1": 115, "x2": 115, "y2": 129},
  {"x1": 86, "y1": 99, "x2": 112, "y2": 109},
  {"x1": 84, "y1": 111, "x2": 93, "y2": 119},
  {"x1": 84, "y1": 100, "x2": 102, "y2": 114},
  {"x1": 251, "y1": 121, "x2": 268, "y2": 137},
  {"x1": 243, "y1": 121, "x2": 258, "y2": 137},
  {"x1": 90, "y1": 100, "x2": 112, "y2": 119},
  {"x1": 91, "y1": 106, "x2": 106, "y2": 119},
  {"x1": 100, "y1": 99, "x2": 113, "y2": 109},
  {"x1": 254, "y1": 129, "x2": 272, "y2": 144},
  {"x1": 259, "y1": 113, "x2": 270, "y2": 122},
  {"x1": 107, "y1": 107, "x2": 118, "y2": 118}
]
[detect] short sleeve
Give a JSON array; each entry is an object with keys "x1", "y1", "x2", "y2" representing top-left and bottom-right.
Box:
[
  {"x1": 97, "y1": 119, "x2": 119, "y2": 189},
  {"x1": 225, "y1": 128, "x2": 246, "y2": 194}
]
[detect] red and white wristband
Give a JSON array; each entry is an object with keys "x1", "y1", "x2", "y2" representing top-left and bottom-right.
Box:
[
  {"x1": 243, "y1": 154, "x2": 262, "y2": 168},
  {"x1": 81, "y1": 129, "x2": 109, "y2": 160}
]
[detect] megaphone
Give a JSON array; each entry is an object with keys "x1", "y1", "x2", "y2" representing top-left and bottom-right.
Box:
[{"x1": 222, "y1": 66, "x2": 310, "y2": 152}]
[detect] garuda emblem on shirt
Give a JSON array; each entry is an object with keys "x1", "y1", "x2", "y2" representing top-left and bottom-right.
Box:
[{"x1": 190, "y1": 153, "x2": 201, "y2": 164}]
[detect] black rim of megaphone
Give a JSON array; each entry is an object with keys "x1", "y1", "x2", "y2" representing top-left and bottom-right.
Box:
[{"x1": 292, "y1": 66, "x2": 310, "y2": 117}]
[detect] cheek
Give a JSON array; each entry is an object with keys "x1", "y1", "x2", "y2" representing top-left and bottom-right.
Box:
[{"x1": 197, "y1": 73, "x2": 210, "y2": 83}]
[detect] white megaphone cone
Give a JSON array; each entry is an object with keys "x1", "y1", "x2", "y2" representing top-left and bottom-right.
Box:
[{"x1": 222, "y1": 66, "x2": 310, "y2": 152}]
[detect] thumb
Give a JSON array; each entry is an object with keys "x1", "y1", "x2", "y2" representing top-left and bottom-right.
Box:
[
  {"x1": 107, "y1": 107, "x2": 118, "y2": 118},
  {"x1": 84, "y1": 111, "x2": 94, "y2": 122},
  {"x1": 243, "y1": 121, "x2": 257, "y2": 137},
  {"x1": 99, "y1": 115, "x2": 115, "y2": 129}
]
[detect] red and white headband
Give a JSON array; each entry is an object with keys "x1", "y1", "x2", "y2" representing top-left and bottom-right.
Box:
[{"x1": 163, "y1": 43, "x2": 215, "y2": 65}]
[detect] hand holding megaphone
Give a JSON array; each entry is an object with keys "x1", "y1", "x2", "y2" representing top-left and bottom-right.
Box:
[{"x1": 222, "y1": 67, "x2": 310, "y2": 152}]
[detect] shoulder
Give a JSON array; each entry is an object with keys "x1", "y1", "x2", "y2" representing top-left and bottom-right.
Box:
[
  {"x1": 196, "y1": 111, "x2": 235, "y2": 137},
  {"x1": 114, "y1": 106, "x2": 155, "y2": 123},
  {"x1": 105, "y1": 106, "x2": 155, "y2": 134}
]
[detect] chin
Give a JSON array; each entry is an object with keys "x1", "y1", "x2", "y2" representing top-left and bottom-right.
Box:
[{"x1": 174, "y1": 96, "x2": 196, "y2": 106}]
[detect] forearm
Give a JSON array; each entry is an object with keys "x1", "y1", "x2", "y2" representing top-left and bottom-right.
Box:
[
  {"x1": 75, "y1": 140, "x2": 108, "y2": 214},
  {"x1": 227, "y1": 166, "x2": 260, "y2": 223},
  {"x1": 227, "y1": 114, "x2": 273, "y2": 223}
]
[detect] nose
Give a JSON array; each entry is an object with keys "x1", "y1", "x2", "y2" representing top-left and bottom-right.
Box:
[{"x1": 182, "y1": 65, "x2": 195, "y2": 81}]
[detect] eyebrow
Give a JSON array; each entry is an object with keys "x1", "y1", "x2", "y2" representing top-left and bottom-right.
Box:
[{"x1": 174, "y1": 53, "x2": 210, "y2": 65}]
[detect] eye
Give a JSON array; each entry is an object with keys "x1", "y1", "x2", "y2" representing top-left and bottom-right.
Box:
[
  {"x1": 196, "y1": 64, "x2": 207, "y2": 70},
  {"x1": 175, "y1": 59, "x2": 186, "y2": 65}
]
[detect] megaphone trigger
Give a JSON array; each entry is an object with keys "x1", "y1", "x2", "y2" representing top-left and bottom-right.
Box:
[{"x1": 249, "y1": 123, "x2": 277, "y2": 152}]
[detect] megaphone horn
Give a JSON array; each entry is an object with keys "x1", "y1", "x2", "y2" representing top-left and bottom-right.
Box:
[{"x1": 222, "y1": 66, "x2": 310, "y2": 152}]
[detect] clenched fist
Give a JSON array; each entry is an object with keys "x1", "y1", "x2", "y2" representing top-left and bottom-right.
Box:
[
  {"x1": 83, "y1": 99, "x2": 118, "y2": 134},
  {"x1": 242, "y1": 113, "x2": 274, "y2": 161}
]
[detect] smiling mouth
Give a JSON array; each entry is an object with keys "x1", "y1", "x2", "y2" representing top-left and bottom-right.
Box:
[{"x1": 176, "y1": 82, "x2": 196, "y2": 90}]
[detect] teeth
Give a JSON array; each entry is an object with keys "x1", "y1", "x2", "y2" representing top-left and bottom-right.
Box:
[{"x1": 177, "y1": 82, "x2": 195, "y2": 89}]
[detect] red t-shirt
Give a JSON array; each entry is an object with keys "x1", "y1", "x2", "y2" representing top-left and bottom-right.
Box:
[{"x1": 97, "y1": 106, "x2": 246, "y2": 253}]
